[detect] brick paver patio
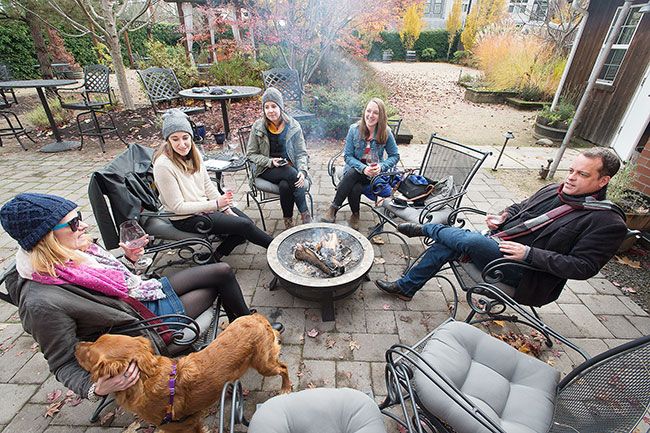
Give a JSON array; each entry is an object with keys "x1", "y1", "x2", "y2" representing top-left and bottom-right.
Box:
[{"x1": 0, "y1": 143, "x2": 647, "y2": 432}]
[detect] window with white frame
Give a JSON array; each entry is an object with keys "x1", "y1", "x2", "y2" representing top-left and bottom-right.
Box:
[
  {"x1": 598, "y1": 5, "x2": 643, "y2": 84},
  {"x1": 508, "y1": 0, "x2": 528, "y2": 14},
  {"x1": 430, "y1": 0, "x2": 445, "y2": 18}
]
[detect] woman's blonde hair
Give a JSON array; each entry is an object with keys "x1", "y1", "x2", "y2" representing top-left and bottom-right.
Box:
[
  {"x1": 30, "y1": 231, "x2": 89, "y2": 277},
  {"x1": 153, "y1": 136, "x2": 202, "y2": 174},
  {"x1": 359, "y1": 98, "x2": 389, "y2": 144}
]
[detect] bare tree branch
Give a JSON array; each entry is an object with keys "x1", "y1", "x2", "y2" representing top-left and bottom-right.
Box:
[{"x1": 118, "y1": 0, "x2": 153, "y2": 36}]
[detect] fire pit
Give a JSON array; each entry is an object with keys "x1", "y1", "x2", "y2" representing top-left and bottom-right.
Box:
[{"x1": 267, "y1": 223, "x2": 374, "y2": 321}]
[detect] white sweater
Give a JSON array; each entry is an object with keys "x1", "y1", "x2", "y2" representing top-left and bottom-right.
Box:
[{"x1": 153, "y1": 154, "x2": 223, "y2": 219}]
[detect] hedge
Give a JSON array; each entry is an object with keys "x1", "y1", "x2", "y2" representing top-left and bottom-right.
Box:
[
  {"x1": 64, "y1": 34, "x2": 99, "y2": 66},
  {"x1": 0, "y1": 21, "x2": 39, "y2": 79},
  {"x1": 367, "y1": 30, "x2": 459, "y2": 62}
]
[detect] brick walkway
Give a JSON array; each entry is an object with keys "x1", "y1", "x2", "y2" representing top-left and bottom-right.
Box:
[{"x1": 0, "y1": 144, "x2": 648, "y2": 432}]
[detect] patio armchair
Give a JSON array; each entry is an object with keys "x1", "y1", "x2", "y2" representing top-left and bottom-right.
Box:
[
  {"x1": 380, "y1": 293, "x2": 650, "y2": 433},
  {"x1": 0, "y1": 64, "x2": 18, "y2": 105},
  {"x1": 0, "y1": 93, "x2": 35, "y2": 150},
  {"x1": 137, "y1": 67, "x2": 206, "y2": 116},
  {"x1": 239, "y1": 125, "x2": 314, "y2": 231},
  {"x1": 262, "y1": 68, "x2": 315, "y2": 122},
  {"x1": 219, "y1": 381, "x2": 387, "y2": 433},
  {"x1": 54, "y1": 64, "x2": 127, "y2": 152}
]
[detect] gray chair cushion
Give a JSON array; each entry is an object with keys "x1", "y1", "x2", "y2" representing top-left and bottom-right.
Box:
[
  {"x1": 248, "y1": 388, "x2": 387, "y2": 433},
  {"x1": 413, "y1": 321, "x2": 559, "y2": 433},
  {"x1": 141, "y1": 215, "x2": 208, "y2": 241},
  {"x1": 455, "y1": 260, "x2": 516, "y2": 297},
  {"x1": 254, "y1": 175, "x2": 311, "y2": 194}
]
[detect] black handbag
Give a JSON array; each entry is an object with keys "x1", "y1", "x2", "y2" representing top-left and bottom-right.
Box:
[{"x1": 397, "y1": 173, "x2": 436, "y2": 206}]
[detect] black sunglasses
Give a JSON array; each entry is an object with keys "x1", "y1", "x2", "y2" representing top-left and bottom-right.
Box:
[{"x1": 52, "y1": 211, "x2": 83, "y2": 232}]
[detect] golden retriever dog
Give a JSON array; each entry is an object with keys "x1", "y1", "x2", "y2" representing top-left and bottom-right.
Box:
[{"x1": 76, "y1": 313, "x2": 291, "y2": 433}]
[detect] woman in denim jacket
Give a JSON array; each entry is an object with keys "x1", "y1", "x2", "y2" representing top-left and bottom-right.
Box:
[{"x1": 321, "y1": 98, "x2": 400, "y2": 229}]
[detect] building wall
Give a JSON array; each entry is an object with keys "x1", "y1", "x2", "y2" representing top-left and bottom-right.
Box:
[
  {"x1": 634, "y1": 135, "x2": 650, "y2": 196},
  {"x1": 562, "y1": 0, "x2": 650, "y2": 147}
]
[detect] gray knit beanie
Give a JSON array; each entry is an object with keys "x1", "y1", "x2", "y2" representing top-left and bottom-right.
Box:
[
  {"x1": 162, "y1": 108, "x2": 193, "y2": 141},
  {"x1": 262, "y1": 87, "x2": 284, "y2": 112}
]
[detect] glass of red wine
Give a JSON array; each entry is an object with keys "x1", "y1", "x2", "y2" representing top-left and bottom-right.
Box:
[{"x1": 119, "y1": 220, "x2": 153, "y2": 272}]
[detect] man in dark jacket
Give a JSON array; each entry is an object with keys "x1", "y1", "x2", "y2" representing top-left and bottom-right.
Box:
[{"x1": 375, "y1": 148, "x2": 628, "y2": 307}]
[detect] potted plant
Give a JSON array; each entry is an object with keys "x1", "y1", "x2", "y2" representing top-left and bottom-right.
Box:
[
  {"x1": 382, "y1": 49, "x2": 393, "y2": 63},
  {"x1": 400, "y1": 4, "x2": 423, "y2": 62},
  {"x1": 608, "y1": 162, "x2": 650, "y2": 230},
  {"x1": 534, "y1": 99, "x2": 575, "y2": 142}
]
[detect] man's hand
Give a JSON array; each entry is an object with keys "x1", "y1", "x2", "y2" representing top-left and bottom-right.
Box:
[
  {"x1": 295, "y1": 171, "x2": 305, "y2": 188},
  {"x1": 499, "y1": 241, "x2": 528, "y2": 261},
  {"x1": 486, "y1": 213, "x2": 507, "y2": 230},
  {"x1": 94, "y1": 361, "x2": 140, "y2": 396}
]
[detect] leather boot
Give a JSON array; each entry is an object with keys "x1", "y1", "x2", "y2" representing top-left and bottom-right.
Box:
[
  {"x1": 283, "y1": 217, "x2": 294, "y2": 230},
  {"x1": 300, "y1": 211, "x2": 312, "y2": 224},
  {"x1": 349, "y1": 212, "x2": 360, "y2": 230},
  {"x1": 320, "y1": 205, "x2": 338, "y2": 223}
]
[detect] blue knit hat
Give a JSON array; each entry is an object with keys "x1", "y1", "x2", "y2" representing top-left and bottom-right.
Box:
[{"x1": 0, "y1": 193, "x2": 77, "y2": 251}]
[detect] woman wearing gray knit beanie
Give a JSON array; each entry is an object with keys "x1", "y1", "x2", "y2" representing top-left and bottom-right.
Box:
[
  {"x1": 153, "y1": 109, "x2": 273, "y2": 260},
  {"x1": 246, "y1": 87, "x2": 311, "y2": 230}
]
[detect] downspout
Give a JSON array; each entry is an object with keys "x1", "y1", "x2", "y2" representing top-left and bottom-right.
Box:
[
  {"x1": 550, "y1": 0, "x2": 590, "y2": 111},
  {"x1": 548, "y1": 0, "x2": 634, "y2": 179}
]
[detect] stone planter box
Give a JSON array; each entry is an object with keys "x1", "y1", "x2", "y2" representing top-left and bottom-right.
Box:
[
  {"x1": 506, "y1": 97, "x2": 549, "y2": 111},
  {"x1": 533, "y1": 117, "x2": 569, "y2": 142},
  {"x1": 464, "y1": 87, "x2": 518, "y2": 104}
]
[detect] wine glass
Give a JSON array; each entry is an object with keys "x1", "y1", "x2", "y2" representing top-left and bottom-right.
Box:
[
  {"x1": 222, "y1": 175, "x2": 239, "y2": 209},
  {"x1": 224, "y1": 138, "x2": 239, "y2": 158},
  {"x1": 366, "y1": 148, "x2": 380, "y2": 177},
  {"x1": 119, "y1": 220, "x2": 153, "y2": 272}
]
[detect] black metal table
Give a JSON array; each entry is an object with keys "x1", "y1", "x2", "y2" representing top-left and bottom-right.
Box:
[
  {"x1": 179, "y1": 86, "x2": 261, "y2": 139},
  {"x1": 0, "y1": 79, "x2": 80, "y2": 152}
]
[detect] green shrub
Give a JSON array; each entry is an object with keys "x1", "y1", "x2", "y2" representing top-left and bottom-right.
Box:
[
  {"x1": 145, "y1": 40, "x2": 198, "y2": 88},
  {"x1": 26, "y1": 97, "x2": 72, "y2": 128},
  {"x1": 420, "y1": 48, "x2": 437, "y2": 61},
  {"x1": 458, "y1": 73, "x2": 475, "y2": 85},
  {"x1": 519, "y1": 83, "x2": 544, "y2": 101},
  {"x1": 63, "y1": 34, "x2": 98, "y2": 66},
  {"x1": 0, "y1": 21, "x2": 38, "y2": 79},
  {"x1": 368, "y1": 31, "x2": 406, "y2": 61},
  {"x1": 538, "y1": 99, "x2": 575, "y2": 128},
  {"x1": 207, "y1": 56, "x2": 267, "y2": 87},
  {"x1": 413, "y1": 30, "x2": 449, "y2": 60}
]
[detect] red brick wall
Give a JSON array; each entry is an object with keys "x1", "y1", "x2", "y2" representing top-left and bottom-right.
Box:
[{"x1": 634, "y1": 137, "x2": 650, "y2": 195}]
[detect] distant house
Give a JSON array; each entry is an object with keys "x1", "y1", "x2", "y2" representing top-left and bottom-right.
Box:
[
  {"x1": 559, "y1": 0, "x2": 649, "y2": 194},
  {"x1": 421, "y1": 0, "x2": 549, "y2": 29}
]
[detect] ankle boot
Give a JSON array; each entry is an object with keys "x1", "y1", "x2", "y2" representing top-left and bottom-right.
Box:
[
  {"x1": 300, "y1": 211, "x2": 312, "y2": 224},
  {"x1": 320, "y1": 205, "x2": 338, "y2": 223},
  {"x1": 283, "y1": 217, "x2": 294, "y2": 230},
  {"x1": 349, "y1": 212, "x2": 360, "y2": 230}
]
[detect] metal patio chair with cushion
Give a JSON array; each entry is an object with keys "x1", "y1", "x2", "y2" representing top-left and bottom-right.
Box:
[
  {"x1": 381, "y1": 292, "x2": 650, "y2": 433},
  {"x1": 219, "y1": 381, "x2": 388, "y2": 433},
  {"x1": 0, "y1": 64, "x2": 18, "y2": 105},
  {"x1": 0, "y1": 93, "x2": 35, "y2": 150},
  {"x1": 54, "y1": 64, "x2": 127, "y2": 152},
  {"x1": 88, "y1": 143, "x2": 222, "y2": 271},
  {"x1": 262, "y1": 68, "x2": 314, "y2": 121},
  {"x1": 0, "y1": 257, "x2": 222, "y2": 423},
  {"x1": 239, "y1": 125, "x2": 314, "y2": 231},
  {"x1": 137, "y1": 67, "x2": 206, "y2": 116}
]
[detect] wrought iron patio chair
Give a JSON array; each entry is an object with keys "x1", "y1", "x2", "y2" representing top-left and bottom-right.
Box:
[
  {"x1": 137, "y1": 67, "x2": 206, "y2": 116},
  {"x1": 55, "y1": 64, "x2": 127, "y2": 152},
  {"x1": 0, "y1": 93, "x2": 35, "y2": 150},
  {"x1": 262, "y1": 68, "x2": 314, "y2": 121},
  {"x1": 0, "y1": 64, "x2": 18, "y2": 105},
  {"x1": 88, "y1": 143, "x2": 222, "y2": 271},
  {"x1": 381, "y1": 288, "x2": 650, "y2": 433},
  {"x1": 218, "y1": 381, "x2": 388, "y2": 433},
  {"x1": 239, "y1": 125, "x2": 314, "y2": 231}
]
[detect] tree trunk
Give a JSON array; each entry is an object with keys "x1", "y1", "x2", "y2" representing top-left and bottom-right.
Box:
[
  {"x1": 229, "y1": 4, "x2": 242, "y2": 44},
  {"x1": 25, "y1": 9, "x2": 53, "y2": 79},
  {"x1": 101, "y1": 0, "x2": 134, "y2": 109}
]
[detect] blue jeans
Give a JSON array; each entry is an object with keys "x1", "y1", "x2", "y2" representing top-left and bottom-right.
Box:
[{"x1": 397, "y1": 224, "x2": 506, "y2": 297}]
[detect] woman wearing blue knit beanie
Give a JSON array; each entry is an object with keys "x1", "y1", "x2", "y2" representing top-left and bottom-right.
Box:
[
  {"x1": 0, "y1": 192, "x2": 282, "y2": 403},
  {"x1": 153, "y1": 109, "x2": 273, "y2": 260}
]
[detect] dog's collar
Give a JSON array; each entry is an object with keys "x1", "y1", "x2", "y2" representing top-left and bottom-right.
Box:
[{"x1": 160, "y1": 363, "x2": 191, "y2": 425}]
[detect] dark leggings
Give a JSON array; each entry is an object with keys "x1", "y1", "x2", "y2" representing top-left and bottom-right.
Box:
[
  {"x1": 168, "y1": 262, "x2": 249, "y2": 322},
  {"x1": 332, "y1": 169, "x2": 370, "y2": 214},
  {"x1": 171, "y1": 207, "x2": 273, "y2": 256},
  {"x1": 259, "y1": 165, "x2": 308, "y2": 217}
]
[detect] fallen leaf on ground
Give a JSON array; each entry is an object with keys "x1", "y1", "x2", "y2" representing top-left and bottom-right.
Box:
[
  {"x1": 382, "y1": 303, "x2": 391, "y2": 310},
  {"x1": 349, "y1": 340, "x2": 360, "y2": 351},
  {"x1": 622, "y1": 287, "x2": 637, "y2": 294},
  {"x1": 31, "y1": 342, "x2": 39, "y2": 352},
  {"x1": 44, "y1": 401, "x2": 64, "y2": 418},
  {"x1": 371, "y1": 236, "x2": 385, "y2": 245},
  {"x1": 47, "y1": 389, "x2": 62, "y2": 403},
  {"x1": 398, "y1": 315, "x2": 413, "y2": 323},
  {"x1": 122, "y1": 421, "x2": 141, "y2": 433},
  {"x1": 307, "y1": 382, "x2": 315, "y2": 389},
  {"x1": 614, "y1": 255, "x2": 641, "y2": 269},
  {"x1": 373, "y1": 257, "x2": 386, "y2": 264},
  {"x1": 493, "y1": 320, "x2": 506, "y2": 327},
  {"x1": 307, "y1": 328, "x2": 319, "y2": 338},
  {"x1": 325, "y1": 337, "x2": 336, "y2": 348},
  {"x1": 100, "y1": 410, "x2": 115, "y2": 425}
]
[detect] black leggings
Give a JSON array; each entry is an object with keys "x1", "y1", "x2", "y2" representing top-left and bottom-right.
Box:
[
  {"x1": 259, "y1": 165, "x2": 308, "y2": 217},
  {"x1": 168, "y1": 262, "x2": 249, "y2": 322},
  {"x1": 332, "y1": 169, "x2": 370, "y2": 214},
  {"x1": 171, "y1": 207, "x2": 273, "y2": 256}
]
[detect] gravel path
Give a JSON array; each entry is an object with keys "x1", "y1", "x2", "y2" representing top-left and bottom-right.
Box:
[{"x1": 370, "y1": 61, "x2": 538, "y2": 147}]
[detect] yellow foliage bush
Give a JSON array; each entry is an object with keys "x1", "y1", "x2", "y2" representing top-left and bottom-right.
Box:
[
  {"x1": 400, "y1": 4, "x2": 424, "y2": 50},
  {"x1": 473, "y1": 27, "x2": 566, "y2": 99}
]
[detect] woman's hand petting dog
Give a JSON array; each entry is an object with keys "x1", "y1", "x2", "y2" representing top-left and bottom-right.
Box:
[{"x1": 94, "y1": 361, "x2": 140, "y2": 396}]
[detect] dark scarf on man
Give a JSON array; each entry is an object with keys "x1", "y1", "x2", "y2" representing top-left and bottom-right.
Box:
[{"x1": 492, "y1": 183, "x2": 625, "y2": 241}]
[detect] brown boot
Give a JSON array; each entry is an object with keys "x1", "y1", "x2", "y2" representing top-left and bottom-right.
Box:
[
  {"x1": 300, "y1": 211, "x2": 312, "y2": 224},
  {"x1": 283, "y1": 217, "x2": 294, "y2": 230},
  {"x1": 320, "y1": 205, "x2": 338, "y2": 223},
  {"x1": 349, "y1": 212, "x2": 360, "y2": 230}
]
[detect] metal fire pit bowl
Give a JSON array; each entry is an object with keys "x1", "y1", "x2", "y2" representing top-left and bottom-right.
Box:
[{"x1": 267, "y1": 223, "x2": 374, "y2": 321}]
